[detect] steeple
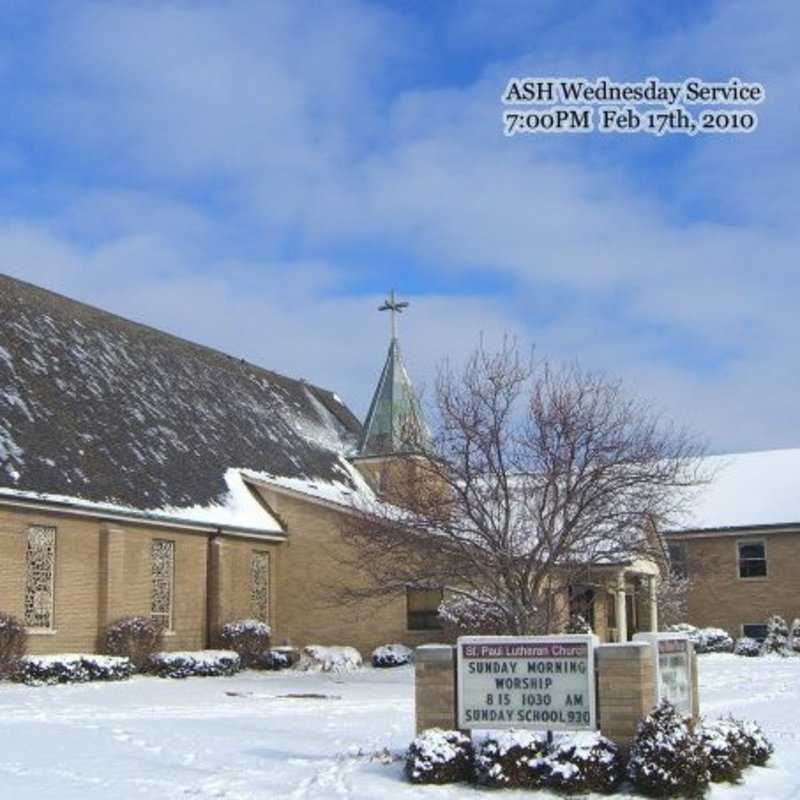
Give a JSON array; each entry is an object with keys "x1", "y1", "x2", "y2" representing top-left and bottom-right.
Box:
[{"x1": 356, "y1": 291, "x2": 428, "y2": 457}]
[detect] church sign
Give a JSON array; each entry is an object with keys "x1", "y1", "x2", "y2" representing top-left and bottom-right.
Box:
[
  {"x1": 456, "y1": 635, "x2": 597, "y2": 731},
  {"x1": 633, "y1": 633, "x2": 692, "y2": 715}
]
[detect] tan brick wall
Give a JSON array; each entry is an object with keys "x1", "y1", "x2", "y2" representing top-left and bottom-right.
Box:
[
  {"x1": 680, "y1": 530, "x2": 800, "y2": 637},
  {"x1": 258, "y1": 487, "x2": 445, "y2": 655},
  {"x1": 0, "y1": 502, "x2": 279, "y2": 655}
]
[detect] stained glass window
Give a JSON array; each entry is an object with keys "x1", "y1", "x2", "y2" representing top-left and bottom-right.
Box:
[
  {"x1": 24, "y1": 526, "x2": 56, "y2": 629},
  {"x1": 251, "y1": 551, "x2": 270, "y2": 623},
  {"x1": 151, "y1": 539, "x2": 175, "y2": 630}
]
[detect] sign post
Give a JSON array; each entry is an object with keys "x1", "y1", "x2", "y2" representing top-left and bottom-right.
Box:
[
  {"x1": 632, "y1": 633, "x2": 693, "y2": 715},
  {"x1": 456, "y1": 635, "x2": 597, "y2": 731}
]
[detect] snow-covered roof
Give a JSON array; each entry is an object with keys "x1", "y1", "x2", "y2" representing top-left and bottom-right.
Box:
[
  {"x1": 673, "y1": 448, "x2": 800, "y2": 533},
  {"x1": 0, "y1": 274, "x2": 362, "y2": 534}
]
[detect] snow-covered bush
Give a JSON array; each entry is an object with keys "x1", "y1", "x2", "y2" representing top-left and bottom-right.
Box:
[
  {"x1": 566, "y1": 614, "x2": 592, "y2": 634},
  {"x1": 405, "y1": 729, "x2": 473, "y2": 784},
  {"x1": 16, "y1": 654, "x2": 132, "y2": 685},
  {"x1": 0, "y1": 612, "x2": 27, "y2": 679},
  {"x1": 148, "y1": 650, "x2": 241, "y2": 679},
  {"x1": 474, "y1": 730, "x2": 550, "y2": 789},
  {"x1": 628, "y1": 700, "x2": 710, "y2": 797},
  {"x1": 761, "y1": 615, "x2": 790, "y2": 655},
  {"x1": 372, "y1": 643, "x2": 413, "y2": 668},
  {"x1": 547, "y1": 732, "x2": 624, "y2": 794},
  {"x1": 667, "y1": 624, "x2": 734, "y2": 654},
  {"x1": 792, "y1": 618, "x2": 800, "y2": 653},
  {"x1": 295, "y1": 645, "x2": 362, "y2": 673},
  {"x1": 697, "y1": 718, "x2": 749, "y2": 783},
  {"x1": 219, "y1": 619, "x2": 271, "y2": 668},
  {"x1": 437, "y1": 594, "x2": 508, "y2": 636},
  {"x1": 734, "y1": 637, "x2": 761, "y2": 657},
  {"x1": 104, "y1": 616, "x2": 164, "y2": 671},
  {"x1": 733, "y1": 718, "x2": 773, "y2": 766}
]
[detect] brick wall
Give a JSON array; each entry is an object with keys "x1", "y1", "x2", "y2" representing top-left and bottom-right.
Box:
[
  {"x1": 257, "y1": 486, "x2": 445, "y2": 655},
  {"x1": 0, "y1": 502, "x2": 279, "y2": 655},
  {"x1": 680, "y1": 530, "x2": 800, "y2": 636}
]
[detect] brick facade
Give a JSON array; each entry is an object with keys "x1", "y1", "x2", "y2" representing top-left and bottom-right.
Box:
[
  {"x1": 673, "y1": 529, "x2": 800, "y2": 637},
  {"x1": 0, "y1": 502, "x2": 280, "y2": 654}
]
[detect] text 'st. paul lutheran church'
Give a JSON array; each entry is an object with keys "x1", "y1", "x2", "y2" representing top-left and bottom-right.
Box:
[{"x1": 0, "y1": 274, "x2": 450, "y2": 655}]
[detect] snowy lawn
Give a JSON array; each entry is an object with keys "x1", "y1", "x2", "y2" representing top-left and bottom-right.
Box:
[{"x1": 0, "y1": 654, "x2": 797, "y2": 799}]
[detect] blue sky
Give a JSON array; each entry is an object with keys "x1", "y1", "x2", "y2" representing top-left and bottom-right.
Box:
[{"x1": 0, "y1": 0, "x2": 797, "y2": 452}]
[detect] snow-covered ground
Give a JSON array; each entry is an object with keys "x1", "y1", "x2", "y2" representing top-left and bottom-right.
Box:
[{"x1": 0, "y1": 654, "x2": 797, "y2": 799}]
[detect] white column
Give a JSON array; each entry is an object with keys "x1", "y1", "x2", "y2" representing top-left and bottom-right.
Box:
[
  {"x1": 649, "y1": 576, "x2": 659, "y2": 633},
  {"x1": 615, "y1": 574, "x2": 627, "y2": 643}
]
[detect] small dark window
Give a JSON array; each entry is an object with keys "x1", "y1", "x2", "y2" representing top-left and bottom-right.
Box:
[
  {"x1": 738, "y1": 541, "x2": 767, "y2": 578},
  {"x1": 667, "y1": 541, "x2": 689, "y2": 578},
  {"x1": 407, "y1": 588, "x2": 443, "y2": 631},
  {"x1": 606, "y1": 591, "x2": 617, "y2": 629},
  {"x1": 742, "y1": 623, "x2": 768, "y2": 641}
]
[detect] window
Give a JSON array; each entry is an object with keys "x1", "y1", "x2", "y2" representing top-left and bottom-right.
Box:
[
  {"x1": 568, "y1": 585, "x2": 595, "y2": 629},
  {"x1": 667, "y1": 541, "x2": 689, "y2": 578},
  {"x1": 151, "y1": 540, "x2": 175, "y2": 630},
  {"x1": 742, "y1": 623, "x2": 768, "y2": 641},
  {"x1": 24, "y1": 525, "x2": 56, "y2": 629},
  {"x1": 737, "y1": 540, "x2": 767, "y2": 579},
  {"x1": 407, "y1": 588, "x2": 443, "y2": 631},
  {"x1": 251, "y1": 551, "x2": 270, "y2": 623}
]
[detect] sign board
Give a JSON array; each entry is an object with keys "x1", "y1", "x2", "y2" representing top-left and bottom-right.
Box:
[
  {"x1": 456, "y1": 635, "x2": 597, "y2": 731},
  {"x1": 633, "y1": 633, "x2": 692, "y2": 715}
]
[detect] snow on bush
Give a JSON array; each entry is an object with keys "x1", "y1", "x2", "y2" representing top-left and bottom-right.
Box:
[
  {"x1": 792, "y1": 618, "x2": 800, "y2": 653},
  {"x1": 17, "y1": 654, "x2": 133, "y2": 685},
  {"x1": 437, "y1": 594, "x2": 508, "y2": 636},
  {"x1": 734, "y1": 718, "x2": 774, "y2": 766},
  {"x1": 295, "y1": 645, "x2": 362, "y2": 673},
  {"x1": 547, "y1": 732, "x2": 624, "y2": 794},
  {"x1": 148, "y1": 650, "x2": 241, "y2": 679},
  {"x1": 761, "y1": 615, "x2": 790, "y2": 655},
  {"x1": 734, "y1": 637, "x2": 761, "y2": 657},
  {"x1": 405, "y1": 729, "x2": 473, "y2": 784},
  {"x1": 667, "y1": 623, "x2": 734, "y2": 653},
  {"x1": 627, "y1": 700, "x2": 710, "y2": 797},
  {"x1": 474, "y1": 729, "x2": 550, "y2": 789},
  {"x1": 104, "y1": 616, "x2": 164, "y2": 671},
  {"x1": 566, "y1": 614, "x2": 592, "y2": 634},
  {"x1": 698, "y1": 718, "x2": 749, "y2": 783},
  {"x1": 0, "y1": 612, "x2": 27, "y2": 679},
  {"x1": 219, "y1": 619, "x2": 271, "y2": 668},
  {"x1": 371, "y1": 643, "x2": 413, "y2": 668}
]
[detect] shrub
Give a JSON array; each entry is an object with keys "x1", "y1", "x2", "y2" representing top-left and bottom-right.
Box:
[
  {"x1": 104, "y1": 616, "x2": 164, "y2": 671},
  {"x1": 733, "y1": 718, "x2": 773, "y2": 766},
  {"x1": 792, "y1": 618, "x2": 800, "y2": 653},
  {"x1": 697, "y1": 719, "x2": 749, "y2": 783},
  {"x1": 148, "y1": 650, "x2": 241, "y2": 679},
  {"x1": 16, "y1": 654, "x2": 132, "y2": 685},
  {"x1": 0, "y1": 613, "x2": 27, "y2": 680},
  {"x1": 218, "y1": 619, "x2": 271, "y2": 668},
  {"x1": 667, "y1": 624, "x2": 734, "y2": 654},
  {"x1": 547, "y1": 732, "x2": 625, "y2": 794},
  {"x1": 475, "y1": 730, "x2": 550, "y2": 789},
  {"x1": 761, "y1": 615, "x2": 790, "y2": 655},
  {"x1": 295, "y1": 645, "x2": 362, "y2": 673},
  {"x1": 372, "y1": 643, "x2": 413, "y2": 668},
  {"x1": 566, "y1": 614, "x2": 592, "y2": 634},
  {"x1": 734, "y1": 637, "x2": 761, "y2": 657},
  {"x1": 437, "y1": 594, "x2": 508, "y2": 636},
  {"x1": 405, "y1": 729, "x2": 473, "y2": 785},
  {"x1": 628, "y1": 700, "x2": 710, "y2": 797}
]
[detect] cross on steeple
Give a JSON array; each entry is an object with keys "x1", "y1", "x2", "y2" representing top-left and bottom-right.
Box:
[{"x1": 378, "y1": 289, "x2": 409, "y2": 341}]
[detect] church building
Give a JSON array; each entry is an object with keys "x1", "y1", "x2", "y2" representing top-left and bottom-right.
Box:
[{"x1": 0, "y1": 274, "x2": 658, "y2": 656}]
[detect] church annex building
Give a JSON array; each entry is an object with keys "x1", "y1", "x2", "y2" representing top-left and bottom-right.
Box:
[{"x1": 1, "y1": 274, "x2": 795, "y2": 656}]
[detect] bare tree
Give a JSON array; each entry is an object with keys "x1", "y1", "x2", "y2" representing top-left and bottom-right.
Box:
[{"x1": 338, "y1": 338, "x2": 708, "y2": 635}]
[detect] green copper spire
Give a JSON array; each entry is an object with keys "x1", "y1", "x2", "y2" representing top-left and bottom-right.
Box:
[{"x1": 357, "y1": 291, "x2": 428, "y2": 456}]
